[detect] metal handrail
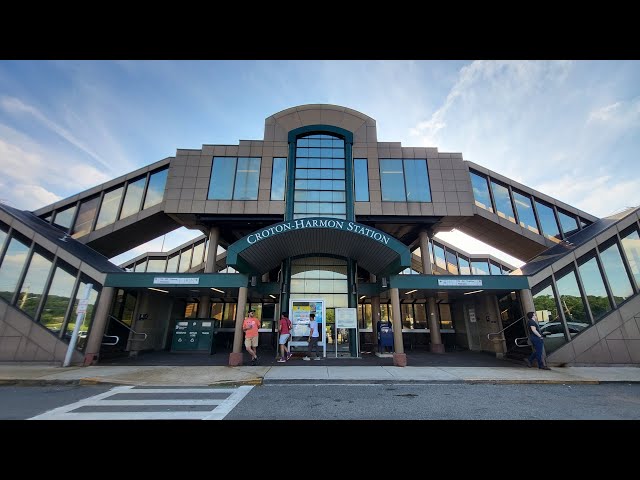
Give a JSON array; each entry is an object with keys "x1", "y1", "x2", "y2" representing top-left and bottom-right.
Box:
[
  {"x1": 487, "y1": 315, "x2": 525, "y2": 341},
  {"x1": 514, "y1": 337, "x2": 531, "y2": 347},
  {"x1": 108, "y1": 315, "x2": 148, "y2": 342},
  {"x1": 101, "y1": 334, "x2": 120, "y2": 346}
]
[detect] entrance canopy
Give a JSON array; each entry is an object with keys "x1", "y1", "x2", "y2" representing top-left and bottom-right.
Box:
[{"x1": 226, "y1": 217, "x2": 411, "y2": 276}]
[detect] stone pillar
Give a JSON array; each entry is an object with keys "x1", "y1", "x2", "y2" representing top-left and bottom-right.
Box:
[
  {"x1": 204, "y1": 227, "x2": 220, "y2": 274},
  {"x1": 83, "y1": 287, "x2": 115, "y2": 366},
  {"x1": 427, "y1": 297, "x2": 445, "y2": 353},
  {"x1": 229, "y1": 286, "x2": 248, "y2": 366},
  {"x1": 490, "y1": 294, "x2": 507, "y2": 357},
  {"x1": 370, "y1": 274, "x2": 380, "y2": 351},
  {"x1": 419, "y1": 230, "x2": 433, "y2": 275},
  {"x1": 197, "y1": 296, "x2": 210, "y2": 318},
  {"x1": 390, "y1": 287, "x2": 406, "y2": 366}
]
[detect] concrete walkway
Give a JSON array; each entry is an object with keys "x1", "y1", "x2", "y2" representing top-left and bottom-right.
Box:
[{"x1": 0, "y1": 364, "x2": 638, "y2": 386}]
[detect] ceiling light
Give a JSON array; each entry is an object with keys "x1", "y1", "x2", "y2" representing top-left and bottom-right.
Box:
[
  {"x1": 405, "y1": 289, "x2": 417, "y2": 295},
  {"x1": 464, "y1": 290, "x2": 484, "y2": 295},
  {"x1": 359, "y1": 295, "x2": 365, "y2": 300},
  {"x1": 148, "y1": 287, "x2": 168, "y2": 294},
  {"x1": 211, "y1": 287, "x2": 225, "y2": 294},
  {"x1": 269, "y1": 294, "x2": 277, "y2": 299}
]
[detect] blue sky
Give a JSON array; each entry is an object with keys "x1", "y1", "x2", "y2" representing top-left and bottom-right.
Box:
[{"x1": 0, "y1": 60, "x2": 638, "y2": 267}]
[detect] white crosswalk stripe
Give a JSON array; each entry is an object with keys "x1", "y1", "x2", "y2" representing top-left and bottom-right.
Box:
[{"x1": 29, "y1": 385, "x2": 253, "y2": 420}]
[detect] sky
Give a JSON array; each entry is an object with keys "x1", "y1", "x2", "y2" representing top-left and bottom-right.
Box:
[{"x1": 0, "y1": 60, "x2": 638, "y2": 268}]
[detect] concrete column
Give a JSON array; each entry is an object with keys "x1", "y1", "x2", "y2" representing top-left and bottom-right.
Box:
[
  {"x1": 197, "y1": 296, "x2": 210, "y2": 318},
  {"x1": 204, "y1": 227, "x2": 220, "y2": 274},
  {"x1": 520, "y1": 289, "x2": 535, "y2": 317},
  {"x1": 369, "y1": 274, "x2": 380, "y2": 351},
  {"x1": 83, "y1": 286, "x2": 115, "y2": 366},
  {"x1": 390, "y1": 287, "x2": 406, "y2": 366},
  {"x1": 491, "y1": 295, "x2": 507, "y2": 357},
  {"x1": 419, "y1": 230, "x2": 433, "y2": 275},
  {"x1": 229, "y1": 286, "x2": 248, "y2": 366},
  {"x1": 427, "y1": 297, "x2": 445, "y2": 353}
]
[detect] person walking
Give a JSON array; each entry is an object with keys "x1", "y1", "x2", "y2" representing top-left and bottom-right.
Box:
[
  {"x1": 525, "y1": 311, "x2": 551, "y2": 370},
  {"x1": 277, "y1": 311, "x2": 293, "y2": 363},
  {"x1": 242, "y1": 309, "x2": 260, "y2": 365},
  {"x1": 303, "y1": 313, "x2": 321, "y2": 361}
]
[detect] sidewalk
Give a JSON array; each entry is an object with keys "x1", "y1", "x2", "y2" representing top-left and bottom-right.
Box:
[{"x1": 0, "y1": 364, "x2": 638, "y2": 386}]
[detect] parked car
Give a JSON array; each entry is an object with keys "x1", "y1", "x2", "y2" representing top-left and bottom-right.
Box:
[{"x1": 539, "y1": 321, "x2": 589, "y2": 352}]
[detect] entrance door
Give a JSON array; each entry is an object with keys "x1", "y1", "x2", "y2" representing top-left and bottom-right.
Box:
[{"x1": 289, "y1": 299, "x2": 326, "y2": 358}]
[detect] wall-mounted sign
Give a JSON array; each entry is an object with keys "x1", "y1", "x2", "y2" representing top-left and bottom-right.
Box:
[
  {"x1": 153, "y1": 277, "x2": 200, "y2": 285},
  {"x1": 438, "y1": 279, "x2": 482, "y2": 287}
]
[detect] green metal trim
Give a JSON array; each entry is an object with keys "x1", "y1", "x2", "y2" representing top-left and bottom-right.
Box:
[
  {"x1": 388, "y1": 274, "x2": 530, "y2": 290},
  {"x1": 104, "y1": 272, "x2": 249, "y2": 288}
]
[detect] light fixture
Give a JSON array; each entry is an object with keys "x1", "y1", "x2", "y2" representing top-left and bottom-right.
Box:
[
  {"x1": 269, "y1": 294, "x2": 277, "y2": 299},
  {"x1": 464, "y1": 290, "x2": 484, "y2": 295},
  {"x1": 405, "y1": 289, "x2": 417, "y2": 295},
  {"x1": 148, "y1": 287, "x2": 168, "y2": 294},
  {"x1": 211, "y1": 287, "x2": 225, "y2": 294},
  {"x1": 359, "y1": 295, "x2": 365, "y2": 300}
]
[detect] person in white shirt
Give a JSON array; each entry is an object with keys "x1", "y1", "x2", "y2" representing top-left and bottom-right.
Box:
[{"x1": 303, "y1": 313, "x2": 321, "y2": 361}]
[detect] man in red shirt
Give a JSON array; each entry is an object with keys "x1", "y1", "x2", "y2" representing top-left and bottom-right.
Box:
[
  {"x1": 277, "y1": 311, "x2": 293, "y2": 363},
  {"x1": 242, "y1": 309, "x2": 260, "y2": 365}
]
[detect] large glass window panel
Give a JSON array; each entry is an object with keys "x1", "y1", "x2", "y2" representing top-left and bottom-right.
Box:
[
  {"x1": 445, "y1": 248, "x2": 458, "y2": 274},
  {"x1": 404, "y1": 159, "x2": 431, "y2": 202},
  {"x1": 599, "y1": 241, "x2": 634, "y2": 304},
  {"x1": 433, "y1": 243, "x2": 446, "y2": 271},
  {"x1": 0, "y1": 234, "x2": 30, "y2": 302},
  {"x1": 470, "y1": 171, "x2": 493, "y2": 212},
  {"x1": 271, "y1": 157, "x2": 287, "y2": 200},
  {"x1": 40, "y1": 262, "x2": 76, "y2": 335},
  {"x1": 166, "y1": 253, "x2": 179, "y2": 273},
  {"x1": 146, "y1": 258, "x2": 166, "y2": 273},
  {"x1": 119, "y1": 177, "x2": 146, "y2": 220},
  {"x1": 233, "y1": 157, "x2": 260, "y2": 200},
  {"x1": 532, "y1": 283, "x2": 560, "y2": 323},
  {"x1": 64, "y1": 280, "x2": 99, "y2": 351},
  {"x1": 414, "y1": 303, "x2": 427, "y2": 329},
  {"x1": 535, "y1": 200, "x2": 561, "y2": 241},
  {"x1": 458, "y1": 255, "x2": 471, "y2": 275},
  {"x1": 178, "y1": 249, "x2": 193, "y2": 273},
  {"x1": 72, "y1": 196, "x2": 100, "y2": 237},
  {"x1": 555, "y1": 268, "x2": 590, "y2": 329},
  {"x1": 620, "y1": 227, "x2": 640, "y2": 289},
  {"x1": 208, "y1": 157, "x2": 237, "y2": 200},
  {"x1": 577, "y1": 255, "x2": 612, "y2": 320},
  {"x1": 401, "y1": 304, "x2": 414, "y2": 329},
  {"x1": 17, "y1": 249, "x2": 53, "y2": 318},
  {"x1": 354, "y1": 158, "x2": 369, "y2": 201},
  {"x1": 53, "y1": 205, "x2": 76, "y2": 231},
  {"x1": 489, "y1": 261, "x2": 502, "y2": 275},
  {"x1": 380, "y1": 159, "x2": 406, "y2": 201},
  {"x1": 143, "y1": 168, "x2": 168, "y2": 209},
  {"x1": 490, "y1": 180, "x2": 515, "y2": 222},
  {"x1": 558, "y1": 209, "x2": 579, "y2": 238},
  {"x1": 95, "y1": 186, "x2": 124, "y2": 230},
  {"x1": 471, "y1": 259, "x2": 489, "y2": 275},
  {"x1": 192, "y1": 241, "x2": 205, "y2": 268},
  {"x1": 513, "y1": 190, "x2": 539, "y2": 234},
  {"x1": 439, "y1": 304, "x2": 453, "y2": 329}
]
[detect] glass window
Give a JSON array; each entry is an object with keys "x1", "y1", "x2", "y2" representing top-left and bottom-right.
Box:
[
  {"x1": 599, "y1": 240, "x2": 634, "y2": 305},
  {"x1": 353, "y1": 158, "x2": 369, "y2": 201},
  {"x1": 577, "y1": 255, "x2": 612, "y2": 320},
  {"x1": 458, "y1": 255, "x2": 471, "y2": 275},
  {"x1": 120, "y1": 177, "x2": 146, "y2": 220},
  {"x1": 535, "y1": 200, "x2": 561, "y2": 241},
  {"x1": 146, "y1": 257, "x2": 166, "y2": 273},
  {"x1": 192, "y1": 241, "x2": 205, "y2": 268},
  {"x1": 380, "y1": 159, "x2": 406, "y2": 201},
  {"x1": 439, "y1": 303, "x2": 453, "y2": 329},
  {"x1": 489, "y1": 261, "x2": 502, "y2": 275},
  {"x1": 166, "y1": 253, "x2": 179, "y2": 273},
  {"x1": 470, "y1": 170, "x2": 493, "y2": 212},
  {"x1": 513, "y1": 190, "x2": 539, "y2": 234},
  {"x1": 208, "y1": 157, "x2": 237, "y2": 200},
  {"x1": 233, "y1": 157, "x2": 261, "y2": 200},
  {"x1": 40, "y1": 262, "x2": 77, "y2": 336},
  {"x1": 414, "y1": 303, "x2": 427, "y2": 329},
  {"x1": 0, "y1": 234, "x2": 30, "y2": 303},
  {"x1": 532, "y1": 283, "x2": 559, "y2": 323},
  {"x1": 72, "y1": 196, "x2": 100, "y2": 237},
  {"x1": 490, "y1": 180, "x2": 515, "y2": 223},
  {"x1": 620, "y1": 227, "x2": 640, "y2": 289},
  {"x1": 53, "y1": 205, "x2": 76, "y2": 231},
  {"x1": 64, "y1": 280, "x2": 99, "y2": 351},
  {"x1": 433, "y1": 243, "x2": 446, "y2": 271},
  {"x1": 95, "y1": 186, "x2": 124, "y2": 230},
  {"x1": 555, "y1": 268, "x2": 591, "y2": 329},
  {"x1": 17, "y1": 248, "x2": 53, "y2": 318},
  {"x1": 401, "y1": 304, "x2": 414, "y2": 329},
  {"x1": 143, "y1": 168, "x2": 169, "y2": 209},
  {"x1": 403, "y1": 159, "x2": 431, "y2": 202},
  {"x1": 558, "y1": 209, "x2": 579, "y2": 238},
  {"x1": 271, "y1": 157, "x2": 287, "y2": 201},
  {"x1": 445, "y1": 248, "x2": 458, "y2": 274},
  {"x1": 178, "y1": 248, "x2": 193, "y2": 273},
  {"x1": 471, "y1": 259, "x2": 489, "y2": 275},
  {"x1": 133, "y1": 259, "x2": 146, "y2": 272}
]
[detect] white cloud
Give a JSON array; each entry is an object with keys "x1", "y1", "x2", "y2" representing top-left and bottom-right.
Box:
[
  {"x1": 588, "y1": 98, "x2": 640, "y2": 125},
  {"x1": 6, "y1": 184, "x2": 61, "y2": 210}
]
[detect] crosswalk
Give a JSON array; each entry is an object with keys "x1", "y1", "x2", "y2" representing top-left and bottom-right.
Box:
[{"x1": 29, "y1": 385, "x2": 253, "y2": 420}]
